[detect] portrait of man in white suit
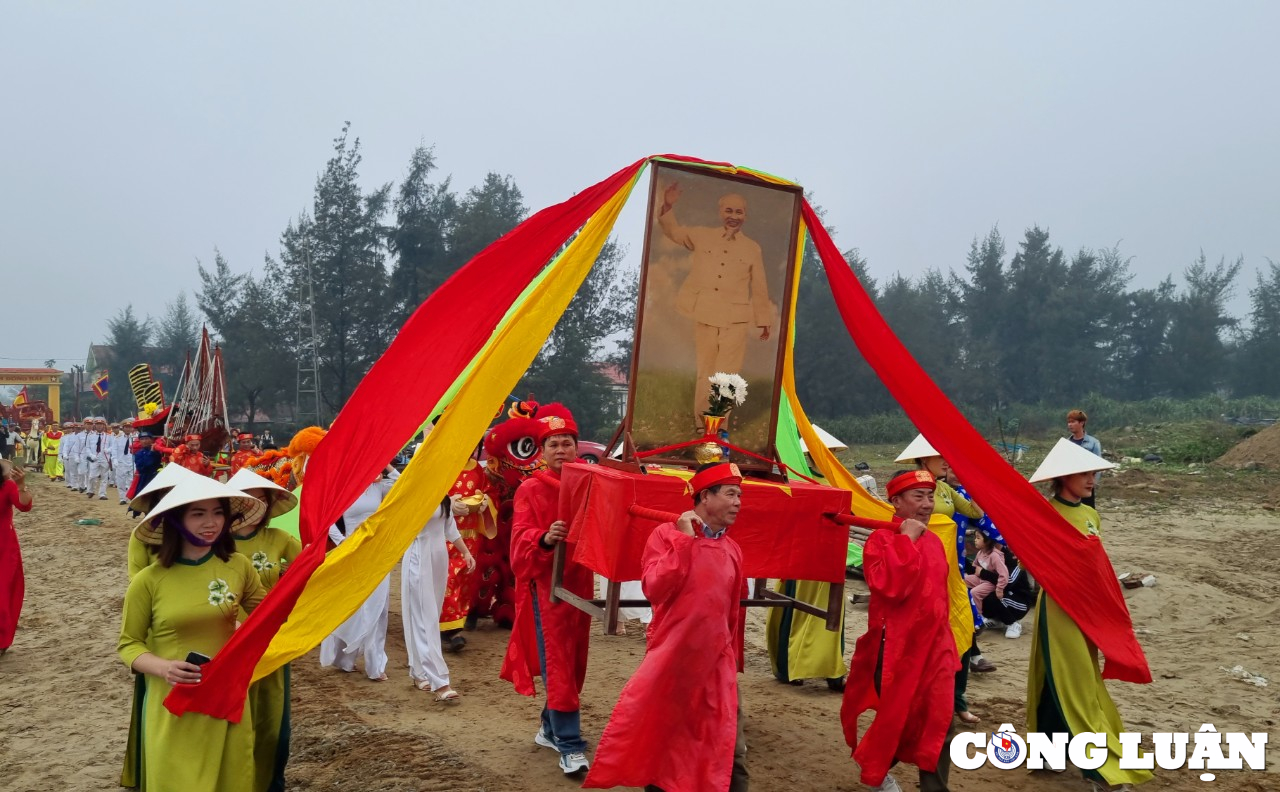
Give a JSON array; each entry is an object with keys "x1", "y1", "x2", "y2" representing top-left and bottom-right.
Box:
[{"x1": 657, "y1": 181, "x2": 777, "y2": 427}]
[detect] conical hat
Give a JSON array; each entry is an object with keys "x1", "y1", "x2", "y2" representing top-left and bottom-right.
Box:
[
  {"x1": 134, "y1": 477, "x2": 262, "y2": 546},
  {"x1": 127, "y1": 463, "x2": 204, "y2": 513},
  {"x1": 226, "y1": 468, "x2": 298, "y2": 520},
  {"x1": 894, "y1": 433, "x2": 939, "y2": 462},
  {"x1": 1029, "y1": 437, "x2": 1117, "y2": 483}
]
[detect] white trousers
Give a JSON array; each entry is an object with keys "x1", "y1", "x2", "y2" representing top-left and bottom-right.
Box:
[
  {"x1": 693, "y1": 321, "x2": 749, "y2": 425},
  {"x1": 85, "y1": 459, "x2": 111, "y2": 498},
  {"x1": 114, "y1": 460, "x2": 135, "y2": 498},
  {"x1": 320, "y1": 575, "x2": 390, "y2": 679},
  {"x1": 402, "y1": 530, "x2": 451, "y2": 690}
]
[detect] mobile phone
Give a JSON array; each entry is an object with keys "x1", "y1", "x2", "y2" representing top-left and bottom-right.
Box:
[{"x1": 185, "y1": 651, "x2": 211, "y2": 666}]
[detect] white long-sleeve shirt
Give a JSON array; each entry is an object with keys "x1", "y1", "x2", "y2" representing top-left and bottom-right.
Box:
[{"x1": 328, "y1": 469, "x2": 400, "y2": 546}]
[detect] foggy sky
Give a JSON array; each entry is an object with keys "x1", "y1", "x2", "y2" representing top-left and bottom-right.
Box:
[{"x1": 3, "y1": 1, "x2": 1277, "y2": 382}]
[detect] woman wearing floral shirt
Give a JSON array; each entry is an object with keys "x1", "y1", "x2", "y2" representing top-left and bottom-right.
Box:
[
  {"x1": 117, "y1": 477, "x2": 265, "y2": 792},
  {"x1": 227, "y1": 468, "x2": 302, "y2": 792}
]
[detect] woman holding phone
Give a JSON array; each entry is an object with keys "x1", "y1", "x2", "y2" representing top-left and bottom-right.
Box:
[{"x1": 117, "y1": 477, "x2": 266, "y2": 791}]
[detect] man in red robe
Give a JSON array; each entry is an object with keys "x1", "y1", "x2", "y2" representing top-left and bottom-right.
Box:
[
  {"x1": 584, "y1": 461, "x2": 749, "y2": 792},
  {"x1": 169, "y1": 433, "x2": 213, "y2": 477},
  {"x1": 227, "y1": 432, "x2": 259, "y2": 476},
  {"x1": 841, "y1": 470, "x2": 959, "y2": 792},
  {"x1": 499, "y1": 404, "x2": 594, "y2": 777}
]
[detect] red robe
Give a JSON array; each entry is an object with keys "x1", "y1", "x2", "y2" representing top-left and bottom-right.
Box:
[
  {"x1": 228, "y1": 448, "x2": 257, "y2": 476},
  {"x1": 841, "y1": 526, "x2": 958, "y2": 786},
  {"x1": 1, "y1": 480, "x2": 33, "y2": 650},
  {"x1": 585, "y1": 523, "x2": 746, "y2": 792},
  {"x1": 440, "y1": 459, "x2": 496, "y2": 630},
  {"x1": 499, "y1": 469, "x2": 593, "y2": 710},
  {"x1": 169, "y1": 444, "x2": 212, "y2": 477}
]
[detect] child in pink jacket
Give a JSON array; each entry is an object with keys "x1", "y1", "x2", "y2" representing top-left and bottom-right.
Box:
[{"x1": 964, "y1": 531, "x2": 1008, "y2": 618}]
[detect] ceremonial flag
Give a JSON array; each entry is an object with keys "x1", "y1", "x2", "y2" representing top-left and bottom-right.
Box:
[
  {"x1": 12, "y1": 386, "x2": 28, "y2": 407},
  {"x1": 92, "y1": 372, "x2": 110, "y2": 400}
]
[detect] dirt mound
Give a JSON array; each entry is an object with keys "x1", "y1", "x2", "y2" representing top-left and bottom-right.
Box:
[{"x1": 1214, "y1": 421, "x2": 1280, "y2": 469}]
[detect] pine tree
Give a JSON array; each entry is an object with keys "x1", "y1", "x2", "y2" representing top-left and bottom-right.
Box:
[{"x1": 388, "y1": 144, "x2": 457, "y2": 325}]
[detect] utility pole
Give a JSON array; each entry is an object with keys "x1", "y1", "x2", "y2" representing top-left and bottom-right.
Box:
[
  {"x1": 296, "y1": 243, "x2": 322, "y2": 428},
  {"x1": 72, "y1": 365, "x2": 84, "y2": 421}
]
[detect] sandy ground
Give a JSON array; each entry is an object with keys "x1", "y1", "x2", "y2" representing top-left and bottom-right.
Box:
[{"x1": 2, "y1": 470, "x2": 1278, "y2": 791}]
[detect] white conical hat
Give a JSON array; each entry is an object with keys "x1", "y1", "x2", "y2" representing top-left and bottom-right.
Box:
[
  {"x1": 800, "y1": 424, "x2": 848, "y2": 453},
  {"x1": 894, "y1": 433, "x2": 939, "y2": 462},
  {"x1": 226, "y1": 468, "x2": 298, "y2": 520},
  {"x1": 127, "y1": 462, "x2": 204, "y2": 513},
  {"x1": 1029, "y1": 437, "x2": 1118, "y2": 483},
  {"x1": 134, "y1": 477, "x2": 262, "y2": 546}
]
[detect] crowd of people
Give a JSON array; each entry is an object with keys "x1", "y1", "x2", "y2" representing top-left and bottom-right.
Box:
[{"x1": 0, "y1": 404, "x2": 1152, "y2": 792}]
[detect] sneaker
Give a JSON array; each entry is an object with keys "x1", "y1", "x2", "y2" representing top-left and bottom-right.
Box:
[
  {"x1": 559, "y1": 752, "x2": 589, "y2": 775},
  {"x1": 982, "y1": 617, "x2": 1003, "y2": 629},
  {"x1": 99, "y1": 495, "x2": 108, "y2": 500},
  {"x1": 534, "y1": 729, "x2": 557, "y2": 751},
  {"x1": 119, "y1": 499, "x2": 128, "y2": 505},
  {"x1": 1005, "y1": 621, "x2": 1023, "y2": 639},
  {"x1": 871, "y1": 775, "x2": 902, "y2": 792}
]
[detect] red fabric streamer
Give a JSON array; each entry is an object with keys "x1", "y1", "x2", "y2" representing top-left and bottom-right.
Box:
[
  {"x1": 800, "y1": 200, "x2": 1150, "y2": 684},
  {"x1": 165, "y1": 158, "x2": 650, "y2": 721}
]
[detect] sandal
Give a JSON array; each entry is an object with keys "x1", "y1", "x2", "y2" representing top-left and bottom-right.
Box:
[
  {"x1": 956, "y1": 710, "x2": 981, "y2": 725},
  {"x1": 434, "y1": 688, "x2": 461, "y2": 703},
  {"x1": 413, "y1": 678, "x2": 432, "y2": 691}
]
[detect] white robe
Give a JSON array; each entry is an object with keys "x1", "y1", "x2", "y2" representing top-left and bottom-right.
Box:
[
  {"x1": 320, "y1": 471, "x2": 399, "y2": 679},
  {"x1": 401, "y1": 509, "x2": 461, "y2": 690}
]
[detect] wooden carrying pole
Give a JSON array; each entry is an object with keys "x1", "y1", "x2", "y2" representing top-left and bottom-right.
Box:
[{"x1": 550, "y1": 502, "x2": 846, "y2": 635}]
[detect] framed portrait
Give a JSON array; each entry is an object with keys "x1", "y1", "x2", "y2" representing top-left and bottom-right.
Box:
[{"x1": 622, "y1": 162, "x2": 802, "y2": 471}]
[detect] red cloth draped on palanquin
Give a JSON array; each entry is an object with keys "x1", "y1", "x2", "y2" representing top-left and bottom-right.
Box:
[
  {"x1": 584, "y1": 522, "x2": 747, "y2": 792},
  {"x1": 561, "y1": 463, "x2": 849, "y2": 583},
  {"x1": 841, "y1": 524, "x2": 957, "y2": 786}
]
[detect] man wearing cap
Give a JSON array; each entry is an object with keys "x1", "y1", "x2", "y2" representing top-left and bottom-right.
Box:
[
  {"x1": 585, "y1": 461, "x2": 750, "y2": 792},
  {"x1": 83, "y1": 417, "x2": 113, "y2": 500},
  {"x1": 110, "y1": 421, "x2": 137, "y2": 505},
  {"x1": 500, "y1": 403, "x2": 594, "y2": 777},
  {"x1": 60, "y1": 422, "x2": 82, "y2": 490},
  {"x1": 228, "y1": 432, "x2": 260, "y2": 476},
  {"x1": 841, "y1": 470, "x2": 958, "y2": 792},
  {"x1": 42, "y1": 423, "x2": 64, "y2": 481},
  {"x1": 1027, "y1": 440, "x2": 1151, "y2": 790},
  {"x1": 170, "y1": 434, "x2": 213, "y2": 477}
]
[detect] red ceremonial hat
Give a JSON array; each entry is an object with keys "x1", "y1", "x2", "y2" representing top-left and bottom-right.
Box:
[
  {"x1": 886, "y1": 469, "x2": 937, "y2": 499},
  {"x1": 237, "y1": 432, "x2": 254, "y2": 441},
  {"x1": 690, "y1": 462, "x2": 743, "y2": 494},
  {"x1": 184, "y1": 433, "x2": 202, "y2": 442},
  {"x1": 536, "y1": 403, "x2": 578, "y2": 444}
]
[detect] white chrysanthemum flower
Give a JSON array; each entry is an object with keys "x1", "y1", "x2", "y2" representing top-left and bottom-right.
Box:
[{"x1": 208, "y1": 591, "x2": 226, "y2": 606}]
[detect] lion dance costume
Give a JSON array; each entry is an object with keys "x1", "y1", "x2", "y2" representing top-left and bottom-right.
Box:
[{"x1": 469, "y1": 399, "x2": 548, "y2": 628}]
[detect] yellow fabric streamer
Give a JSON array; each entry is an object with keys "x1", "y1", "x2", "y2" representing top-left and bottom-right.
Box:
[
  {"x1": 252, "y1": 172, "x2": 644, "y2": 679},
  {"x1": 782, "y1": 221, "x2": 972, "y2": 658}
]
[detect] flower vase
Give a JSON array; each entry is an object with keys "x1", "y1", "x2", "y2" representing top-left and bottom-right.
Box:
[{"x1": 695, "y1": 412, "x2": 729, "y2": 465}]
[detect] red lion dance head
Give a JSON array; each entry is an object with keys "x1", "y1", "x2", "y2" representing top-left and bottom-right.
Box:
[{"x1": 483, "y1": 399, "x2": 546, "y2": 492}]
